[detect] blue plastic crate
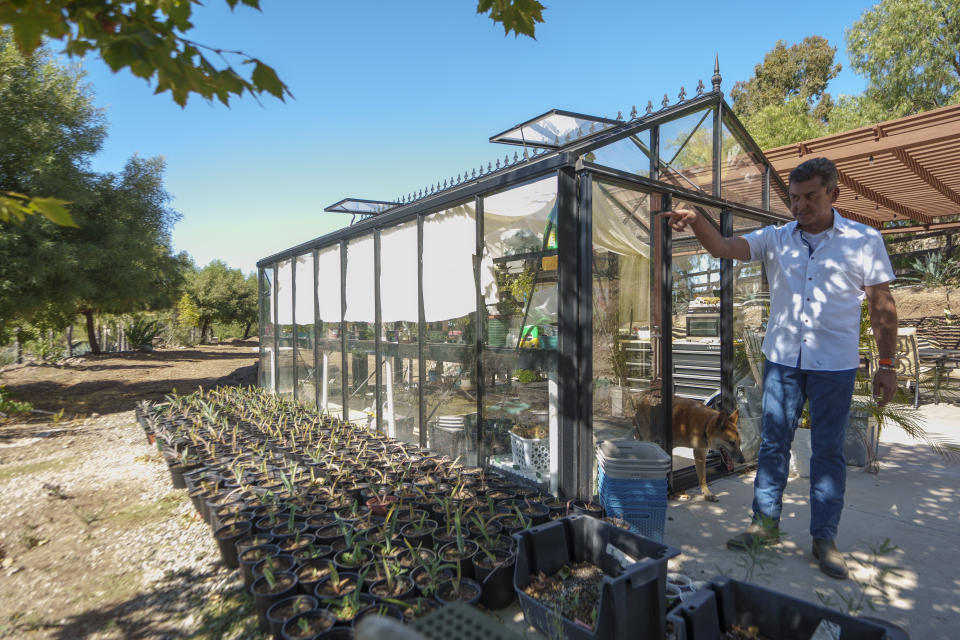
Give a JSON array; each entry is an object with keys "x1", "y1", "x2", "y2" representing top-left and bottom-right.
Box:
[{"x1": 597, "y1": 470, "x2": 668, "y2": 542}]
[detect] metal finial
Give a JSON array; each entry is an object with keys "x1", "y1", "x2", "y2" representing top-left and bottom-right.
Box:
[
  {"x1": 495, "y1": 159, "x2": 500, "y2": 169},
  {"x1": 554, "y1": 135, "x2": 560, "y2": 146},
  {"x1": 513, "y1": 152, "x2": 518, "y2": 162},
  {"x1": 696, "y1": 79, "x2": 705, "y2": 95},
  {"x1": 564, "y1": 132, "x2": 571, "y2": 143},
  {"x1": 487, "y1": 162, "x2": 492, "y2": 172},
  {"x1": 523, "y1": 148, "x2": 528, "y2": 159},
  {"x1": 630, "y1": 105, "x2": 638, "y2": 119},
  {"x1": 504, "y1": 154, "x2": 510, "y2": 165},
  {"x1": 473, "y1": 168, "x2": 477, "y2": 178},
  {"x1": 678, "y1": 86, "x2": 686, "y2": 101},
  {"x1": 711, "y1": 54, "x2": 722, "y2": 91},
  {"x1": 646, "y1": 100, "x2": 653, "y2": 114},
  {"x1": 662, "y1": 94, "x2": 669, "y2": 109},
  {"x1": 616, "y1": 110, "x2": 623, "y2": 121}
]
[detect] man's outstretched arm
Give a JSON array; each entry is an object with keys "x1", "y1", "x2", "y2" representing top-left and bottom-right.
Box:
[{"x1": 659, "y1": 209, "x2": 752, "y2": 261}]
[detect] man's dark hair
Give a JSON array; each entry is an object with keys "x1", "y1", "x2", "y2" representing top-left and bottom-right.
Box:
[{"x1": 789, "y1": 157, "x2": 838, "y2": 192}]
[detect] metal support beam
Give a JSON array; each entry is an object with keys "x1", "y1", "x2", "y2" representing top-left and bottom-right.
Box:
[
  {"x1": 374, "y1": 230, "x2": 382, "y2": 432},
  {"x1": 313, "y1": 250, "x2": 321, "y2": 408},
  {"x1": 474, "y1": 195, "x2": 485, "y2": 463},
  {"x1": 417, "y1": 214, "x2": 427, "y2": 449},
  {"x1": 576, "y1": 171, "x2": 594, "y2": 499},
  {"x1": 556, "y1": 165, "x2": 580, "y2": 499},
  {"x1": 340, "y1": 241, "x2": 348, "y2": 419},
  {"x1": 291, "y1": 256, "x2": 298, "y2": 404},
  {"x1": 272, "y1": 264, "x2": 279, "y2": 394}
]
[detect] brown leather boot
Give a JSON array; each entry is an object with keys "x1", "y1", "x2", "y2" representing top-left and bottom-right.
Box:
[{"x1": 812, "y1": 537, "x2": 849, "y2": 579}]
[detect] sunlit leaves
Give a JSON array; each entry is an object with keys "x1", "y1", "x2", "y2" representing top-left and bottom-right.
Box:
[
  {"x1": 476, "y1": 0, "x2": 545, "y2": 39},
  {"x1": 0, "y1": 0, "x2": 291, "y2": 108},
  {"x1": 846, "y1": 0, "x2": 960, "y2": 117},
  {"x1": 0, "y1": 192, "x2": 76, "y2": 227}
]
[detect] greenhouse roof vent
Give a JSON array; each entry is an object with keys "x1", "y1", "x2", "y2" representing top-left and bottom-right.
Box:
[
  {"x1": 489, "y1": 109, "x2": 623, "y2": 150},
  {"x1": 324, "y1": 198, "x2": 399, "y2": 225}
]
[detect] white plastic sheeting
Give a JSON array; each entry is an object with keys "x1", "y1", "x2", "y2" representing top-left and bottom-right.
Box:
[
  {"x1": 379, "y1": 220, "x2": 419, "y2": 322},
  {"x1": 276, "y1": 259, "x2": 293, "y2": 325},
  {"x1": 422, "y1": 203, "x2": 476, "y2": 322},
  {"x1": 344, "y1": 235, "x2": 375, "y2": 322},
  {"x1": 294, "y1": 254, "x2": 314, "y2": 326},
  {"x1": 316, "y1": 244, "x2": 341, "y2": 322}
]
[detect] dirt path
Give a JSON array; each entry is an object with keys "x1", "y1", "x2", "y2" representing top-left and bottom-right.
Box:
[{"x1": 0, "y1": 342, "x2": 265, "y2": 639}]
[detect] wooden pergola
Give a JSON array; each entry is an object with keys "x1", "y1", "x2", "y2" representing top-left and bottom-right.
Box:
[{"x1": 764, "y1": 103, "x2": 960, "y2": 234}]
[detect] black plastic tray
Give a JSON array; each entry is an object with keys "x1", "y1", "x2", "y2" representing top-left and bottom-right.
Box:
[
  {"x1": 512, "y1": 514, "x2": 679, "y2": 640},
  {"x1": 667, "y1": 576, "x2": 909, "y2": 640}
]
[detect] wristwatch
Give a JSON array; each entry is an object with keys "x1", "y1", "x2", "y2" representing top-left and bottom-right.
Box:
[{"x1": 877, "y1": 357, "x2": 896, "y2": 371}]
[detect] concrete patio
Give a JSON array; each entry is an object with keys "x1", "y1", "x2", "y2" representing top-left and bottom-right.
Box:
[{"x1": 664, "y1": 402, "x2": 960, "y2": 638}]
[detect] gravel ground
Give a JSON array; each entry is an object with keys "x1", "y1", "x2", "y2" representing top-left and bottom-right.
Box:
[{"x1": 0, "y1": 343, "x2": 265, "y2": 639}]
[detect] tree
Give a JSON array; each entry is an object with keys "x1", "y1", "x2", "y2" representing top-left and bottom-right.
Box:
[
  {"x1": 847, "y1": 0, "x2": 960, "y2": 117},
  {"x1": 0, "y1": 154, "x2": 185, "y2": 353},
  {"x1": 730, "y1": 36, "x2": 842, "y2": 149},
  {"x1": 0, "y1": 28, "x2": 105, "y2": 226},
  {"x1": 186, "y1": 260, "x2": 255, "y2": 342},
  {"x1": 731, "y1": 36, "x2": 841, "y2": 122}
]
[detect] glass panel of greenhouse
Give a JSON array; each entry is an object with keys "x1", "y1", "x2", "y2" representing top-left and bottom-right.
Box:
[
  {"x1": 294, "y1": 253, "x2": 316, "y2": 407},
  {"x1": 316, "y1": 244, "x2": 343, "y2": 418},
  {"x1": 258, "y1": 268, "x2": 274, "y2": 390},
  {"x1": 258, "y1": 86, "x2": 795, "y2": 500},
  {"x1": 379, "y1": 220, "x2": 420, "y2": 445},
  {"x1": 276, "y1": 259, "x2": 294, "y2": 398},
  {"x1": 344, "y1": 235, "x2": 376, "y2": 425}
]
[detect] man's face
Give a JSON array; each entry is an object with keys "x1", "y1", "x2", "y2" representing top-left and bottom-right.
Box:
[{"x1": 789, "y1": 177, "x2": 839, "y2": 232}]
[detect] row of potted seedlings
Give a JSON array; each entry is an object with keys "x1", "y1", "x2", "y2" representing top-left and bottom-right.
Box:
[{"x1": 137, "y1": 386, "x2": 615, "y2": 639}]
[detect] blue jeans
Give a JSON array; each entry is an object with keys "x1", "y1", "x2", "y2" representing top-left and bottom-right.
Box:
[{"x1": 753, "y1": 361, "x2": 857, "y2": 540}]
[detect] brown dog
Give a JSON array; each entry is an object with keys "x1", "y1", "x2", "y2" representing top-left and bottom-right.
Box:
[{"x1": 632, "y1": 393, "x2": 745, "y2": 501}]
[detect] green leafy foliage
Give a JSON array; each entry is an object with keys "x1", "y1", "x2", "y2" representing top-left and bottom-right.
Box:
[
  {"x1": 185, "y1": 261, "x2": 257, "y2": 343},
  {"x1": 0, "y1": 385, "x2": 32, "y2": 415},
  {"x1": 125, "y1": 317, "x2": 163, "y2": 350},
  {"x1": 846, "y1": 0, "x2": 960, "y2": 117},
  {"x1": 0, "y1": 1, "x2": 291, "y2": 108},
  {"x1": 476, "y1": 0, "x2": 545, "y2": 39}
]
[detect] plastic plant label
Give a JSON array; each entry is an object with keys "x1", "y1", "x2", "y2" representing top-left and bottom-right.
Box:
[{"x1": 810, "y1": 619, "x2": 841, "y2": 640}]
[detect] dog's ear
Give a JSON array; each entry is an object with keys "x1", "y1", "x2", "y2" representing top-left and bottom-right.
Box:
[
  {"x1": 710, "y1": 411, "x2": 727, "y2": 435},
  {"x1": 728, "y1": 409, "x2": 739, "y2": 426}
]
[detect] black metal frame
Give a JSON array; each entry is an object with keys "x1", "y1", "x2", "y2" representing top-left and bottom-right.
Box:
[{"x1": 257, "y1": 89, "x2": 794, "y2": 498}]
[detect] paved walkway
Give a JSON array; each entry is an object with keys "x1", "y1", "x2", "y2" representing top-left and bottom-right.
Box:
[{"x1": 664, "y1": 402, "x2": 960, "y2": 638}]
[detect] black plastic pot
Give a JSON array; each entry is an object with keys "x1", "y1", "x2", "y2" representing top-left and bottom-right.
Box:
[
  {"x1": 323, "y1": 593, "x2": 375, "y2": 627},
  {"x1": 252, "y1": 554, "x2": 297, "y2": 584},
  {"x1": 313, "y1": 571, "x2": 361, "y2": 600},
  {"x1": 471, "y1": 549, "x2": 516, "y2": 610},
  {"x1": 410, "y1": 566, "x2": 453, "y2": 598},
  {"x1": 296, "y1": 559, "x2": 334, "y2": 596},
  {"x1": 281, "y1": 609, "x2": 337, "y2": 640},
  {"x1": 396, "y1": 596, "x2": 441, "y2": 622},
  {"x1": 235, "y1": 533, "x2": 276, "y2": 561},
  {"x1": 168, "y1": 462, "x2": 201, "y2": 489},
  {"x1": 214, "y1": 520, "x2": 253, "y2": 569},
  {"x1": 399, "y1": 519, "x2": 437, "y2": 549},
  {"x1": 251, "y1": 571, "x2": 299, "y2": 632},
  {"x1": 571, "y1": 500, "x2": 604, "y2": 519},
  {"x1": 267, "y1": 594, "x2": 318, "y2": 640},
  {"x1": 434, "y1": 577, "x2": 482, "y2": 606},
  {"x1": 368, "y1": 575, "x2": 416, "y2": 602},
  {"x1": 438, "y1": 540, "x2": 479, "y2": 580},
  {"x1": 239, "y1": 544, "x2": 280, "y2": 588}
]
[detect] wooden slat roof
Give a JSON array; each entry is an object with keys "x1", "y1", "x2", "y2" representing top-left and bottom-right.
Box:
[{"x1": 764, "y1": 103, "x2": 960, "y2": 233}]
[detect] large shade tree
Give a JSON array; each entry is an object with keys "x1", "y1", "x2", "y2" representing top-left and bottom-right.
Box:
[
  {"x1": 185, "y1": 260, "x2": 257, "y2": 342},
  {"x1": 847, "y1": 0, "x2": 960, "y2": 117}
]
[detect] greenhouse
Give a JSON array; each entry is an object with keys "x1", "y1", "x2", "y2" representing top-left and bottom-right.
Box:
[{"x1": 256, "y1": 68, "x2": 793, "y2": 501}]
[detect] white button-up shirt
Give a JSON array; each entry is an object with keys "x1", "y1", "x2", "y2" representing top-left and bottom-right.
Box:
[{"x1": 743, "y1": 211, "x2": 895, "y2": 371}]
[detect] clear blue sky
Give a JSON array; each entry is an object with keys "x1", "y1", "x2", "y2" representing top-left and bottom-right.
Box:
[{"x1": 80, "y1": 0, "x2": 875, "y2": 275}]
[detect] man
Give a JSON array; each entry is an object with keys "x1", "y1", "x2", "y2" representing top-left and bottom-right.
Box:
[{"x1": 661, "y1": 157, "x2": 898, "y2": 579}]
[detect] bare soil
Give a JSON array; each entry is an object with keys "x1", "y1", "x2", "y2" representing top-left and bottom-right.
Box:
[
  {"x1": 891, "y1": 285, "x2": 958, "y2": 319},
  {"x1": 0, "y1": 341, "x2": 263, "y2": 639},
  {"x1": 522, "y1": 561, "x2": 604, "y2": 630}
]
